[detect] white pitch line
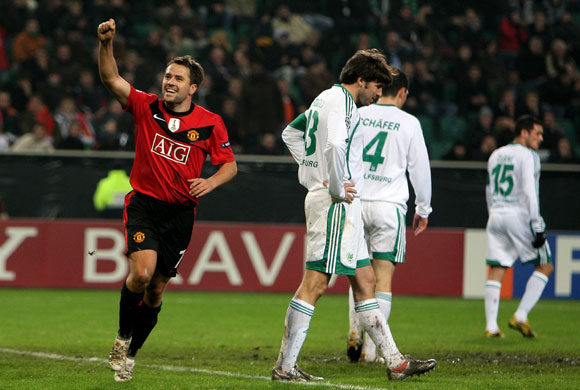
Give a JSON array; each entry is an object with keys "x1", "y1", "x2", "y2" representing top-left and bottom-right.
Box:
[{"x1": 0, "y1": 348, "x2": 390, "y2": 390}]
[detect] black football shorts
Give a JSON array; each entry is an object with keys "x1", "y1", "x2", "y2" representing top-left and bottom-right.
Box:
[{"x1": 123, "y1": 191, "x2": 195, "y2": 277}]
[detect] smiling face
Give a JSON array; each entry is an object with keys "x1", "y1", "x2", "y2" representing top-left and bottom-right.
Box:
[
  {"x1": 357, "y1": 80, "x2": 383, "y2": 106},
  {"x1": 162, "y1": 63, "x2": 197, "y2": 110}
]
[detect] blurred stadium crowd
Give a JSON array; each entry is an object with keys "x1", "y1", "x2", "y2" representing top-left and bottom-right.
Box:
[{"x1": 0, "y1": 0, "x2": 579, "y2": 162}]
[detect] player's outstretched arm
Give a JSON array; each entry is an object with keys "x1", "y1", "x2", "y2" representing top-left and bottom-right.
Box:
[
  {"x1": 188, "y1": 161, "x2": 238, "y2": 198},
  {"x1": 97, "y1": 18, "x2": 130, "y2": 107}
]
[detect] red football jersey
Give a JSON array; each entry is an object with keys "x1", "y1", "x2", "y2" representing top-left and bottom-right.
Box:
[{"x1": 125, "y1": 86, "x2": 235, "y2": 205}]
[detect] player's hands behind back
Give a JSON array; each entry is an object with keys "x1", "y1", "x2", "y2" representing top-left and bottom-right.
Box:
[
  {"x1": 532, "y1": 231, "x2": 546, "y2": 248},
  {"x1": 97, "y1": 18, "x2": 116, "y2": 42}
]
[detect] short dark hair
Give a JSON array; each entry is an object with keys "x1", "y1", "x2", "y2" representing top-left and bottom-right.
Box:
[
  {"x1": 167, "y1": 55, "x2": 205, "y2": 86},
  {"x1": 382, "y1": 68, "x2": 408, "y2": 97},
  {"x1": 339, "y1": 49, "x2": 392, "y2": 86},
  {"x1": 515, "y1": 114, "x2": 541, "y2": 134}
]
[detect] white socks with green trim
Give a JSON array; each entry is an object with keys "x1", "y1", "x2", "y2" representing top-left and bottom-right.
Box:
[
  {"x1": 485, "y1": 280, "x2": 501, "y2": 332},
  {"x1": 355, "y1": 298, "x2": 404, "y2": 367},
  {"x1": 376, "y1": 292, "x2": 393, "y2": 322},
  {"x1": 361, "y1": 292, "x2": 392, "y2": 360},
  {"x1": 276, "y1": 298, "x2": 314, "y2": 372},
  {"x1": 515, "y1": 271, "x2": 549, "y2": 322}
]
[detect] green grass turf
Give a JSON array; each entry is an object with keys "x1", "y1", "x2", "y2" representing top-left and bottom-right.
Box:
[{"x1": 0, "y1": 288, "x2": 578, "y2": 389}]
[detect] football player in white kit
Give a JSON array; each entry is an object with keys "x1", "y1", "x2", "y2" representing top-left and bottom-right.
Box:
[
  {"x1": 346, "y1": 69, "x2": 432, "y2": 363},
  {"x1": 272, "y1": 50, "x2": 436, "y2": 382},
  {"x1": 484, "y1": 115, "x2": 553, "y2": 338}
]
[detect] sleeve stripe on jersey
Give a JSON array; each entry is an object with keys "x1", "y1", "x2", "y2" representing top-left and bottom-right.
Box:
[
  {"x1": 345, "y1": 118, "x2": 360, "y2": 181},
  {"x1": 289, "y1": 112, "x2": 307, "y2": 131},
  {"x1": 341, "y1": 89, "x2": 353, "y2": 118}
]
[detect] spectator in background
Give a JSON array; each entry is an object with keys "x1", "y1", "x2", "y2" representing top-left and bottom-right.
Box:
[
  {"x1": 528, "y1": 9, "x2": 552, "y2": 48},
  {"x1": 383, "y1": 30, "x2": 406, "y2": 69},
  {"x1": 541, "y1": 67, "x2": 579, "y2": 118},
  {"x1": 473, "y1": 134, "x2": 497, "y2": 161},
  {"x1": 0, "y1": 122, "x2": 13, "y2": 150},
  {"x1": 466, "y1": 106, "x2": 495, "y2": 155},
  {"x1": 389, "y1": 4, "x2": 420, "y2": 48},
  {"x1": 541, "y1": 110, "x2": 565, "y2": 150},
  {"x1": 202, "y1": 46, "x2": 233, "y2": 96},
  {"x1": 11, "y1": 122, "x2": 54, "y2": 152},
  {"x1": 277, "y1": 77, "x2": 299, "y2": 125},
  {"x1": 0, "y1": 26, "x2": 9, "y2": 83},
  {"x1": 481, "y1": 39, "x2": 508, "y2": 93},
  {"x1": 11, "y1": 18, "x2": 46, "y2": 63},
  {"x1": 74, "y1": 69, "x2": 105, "y2": 114},
  {"x1": 163, "y1": 24, "x2": 195, "y2": 57},
  {"x1": 550, "y1": 137, "x2": 579, "y2": 163},
  {"x1": 271, "y1": 3, "x2": 314, "y2": 46},
  {"x1": 517, "y1": 90, "x2": 543, "y2": 119},
  {"x1": 449, "y1": 43, "x2": 474, "y2": 82},
  {"x1": 495, "y1": 89, "x2": 517, "y2": 119},
  {"x1": 94, "y1": 99, "x2": 134, "y2": 149},
  {"x1": 56, "y1": 119, "x2": 85, "y2": 150},
  {"x1": 51, "y1": 43, "x2": 82, "y2": 91},
  {"x1": 0, "y1": 91, "x2": 21, "y2": 136},
  {"x1": 248, "y1": 132, "x2": 284, "y2": 155},
  {"x1": 457, "y1": 63, "x2": 489, "y2": 116},
  {"x1": 53, "y1": 96, "x2": 95, "y2": 147},
  {"x1": 18, "y1": 94, "x2": 56, "y2": 140},
  {"x1": 220, "y1": 97, "x2": 242, "y2": 153},
  {"x1": 517, "y1": 36, "x2": 548, "y2": 89},
  {"x1": 545, "y1": 39, "x2": 575, "y2": 78},
  {"x1": 20, "y1": 47, "x2": 50, "y2": 90},
  {"x1": 412, "y1": 57, "x2": 440, "y2": 116},
  {"x1": 443, "y1": 140, "x2": 470, "y2": 161},
  {"x1": 4, "y1": 74, "x2": 33, "y2": 112},
  {"x1": 37, "y1": 71, "x2": 64, "y2": 111},
  {"x1": 95, "y1": 118, "x2": 127, "y2": 151},
  {"x1": 298, "y1": 55, "x2": 335, "y2": 106},
  {"x1": 238, "y1": 60, "x2": 284, "y2": 152},
  {"x1": 498, "y1": 5, "x2": 528, "y2": 67},
  {"x1": 201, "y1": 1, "x2": 235, "y2": 31},
  {"x1": 494, "y1": 116, "x2": 517, "y2": 147}
]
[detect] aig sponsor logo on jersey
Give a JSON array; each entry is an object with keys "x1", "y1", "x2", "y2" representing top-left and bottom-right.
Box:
[{"x1": 151, "y1": 133, "x2": 191, "y2": 164}]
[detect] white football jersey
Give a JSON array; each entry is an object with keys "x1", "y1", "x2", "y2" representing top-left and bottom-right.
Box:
[
  {"x1": 486, "y1": 143, "x2": 545, "y2": 232},
  {"x1": 282, "y1": 84, "x2": 363, "y2": 200},
  {"x1": 357, "y1": 103, "x2": 432, "y2": 217}
]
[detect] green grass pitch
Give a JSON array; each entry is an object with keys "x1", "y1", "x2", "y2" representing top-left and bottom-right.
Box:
[{"x1": 0, "y1": 288, "x2": 578, "y2": 389}]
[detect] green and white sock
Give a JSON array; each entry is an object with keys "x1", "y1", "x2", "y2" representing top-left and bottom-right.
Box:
[
  {"x1": 355, "y1": 298, "x2": 404, "y2": 368},
  {"x1": 277, "y1": 298, "x2": 314, "y2": 372},
  {"x1": 485, "y1": 280, "x2": 501, "y2": 332},
  {"x1": 515, "y1": 271, "x2": 549, "y2": 322},
  {"x1": 376, "y1": 291, "x2": 393, "y2": 322}
]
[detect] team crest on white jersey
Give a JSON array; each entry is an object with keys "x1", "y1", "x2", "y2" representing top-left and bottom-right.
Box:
[
  {"x1": 168, "y1": 118, "x2": 181, "y2": 132},
  {"x1": 151, "y1": 133, "x2": 190, "y2": 164}
]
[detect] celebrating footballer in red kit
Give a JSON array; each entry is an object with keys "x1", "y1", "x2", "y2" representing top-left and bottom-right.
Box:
[{"x1": 97, "y1": 18, "x2": 237, "y2": 382}]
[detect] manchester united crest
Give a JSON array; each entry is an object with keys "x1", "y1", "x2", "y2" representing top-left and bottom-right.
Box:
[
  {"x1": 187, "y1": 130, "x2": 200, "y2": 142},
  {"x1": 133, "y1": 232, "x2": 146, "y2": 243},
  {"x1": 168, "y1": 118, "x2": 180, "y2": 132}
]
